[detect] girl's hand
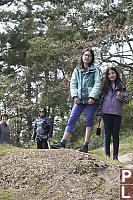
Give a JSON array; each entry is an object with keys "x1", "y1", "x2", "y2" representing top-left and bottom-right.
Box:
[
  {"x1": 74, "y1": 97, "x2": 81, "y2": 104},
  {"x1": 116, "y1": 91, "x2": 124, "y2": 99},
  {"x1": 97, "y1": 116, "x2": 102, "y2": 123},
  {"x1": 88, "y1": 98, "x2": 95, "y2": 104}
]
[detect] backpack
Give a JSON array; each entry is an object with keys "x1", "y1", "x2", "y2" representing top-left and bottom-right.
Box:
[{"x1": 36, "y1": 118, "x2": 49, "y2": 140}]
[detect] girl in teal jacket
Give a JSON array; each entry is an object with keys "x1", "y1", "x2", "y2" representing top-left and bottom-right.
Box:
[{"x1": 52, "y1": 48, "x2": 101, "y2": 152}]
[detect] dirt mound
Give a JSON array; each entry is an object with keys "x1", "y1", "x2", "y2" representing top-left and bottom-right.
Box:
[{"x1": 0, "y1": 149, "x2": 120, "y2": 200}]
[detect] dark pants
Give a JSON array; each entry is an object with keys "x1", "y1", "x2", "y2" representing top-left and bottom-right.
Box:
[
  {"x1": 103, "y1": 114, "x2": 121, "y2": 156},
  {"x1": 37, "y1": 139, "x2": 49, "y2": 149}
]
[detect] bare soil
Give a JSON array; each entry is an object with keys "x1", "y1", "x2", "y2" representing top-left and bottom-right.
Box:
[{"x1": 0, "y1": 149, "x2": 122, "y2": 200}]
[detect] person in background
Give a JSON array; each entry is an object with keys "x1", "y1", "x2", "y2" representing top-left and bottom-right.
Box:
[
  {"x1": 0, "y1": 113, "x2": 10, "y2": 144},
  {"x1": 97, "y1": 67, "x2": 128, "y2": 160},
  {"x1": 51, "y1": 48, "x2": 101, "y2": 153},
  {"x1": 31, "y1": 107, "x2": 53, "y2": 149}
]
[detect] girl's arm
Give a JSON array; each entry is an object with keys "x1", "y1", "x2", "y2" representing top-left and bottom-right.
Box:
[
  {"x1": 31, "y1": 121, "x2": 37, "y2": 141},
  {"x1": 70, "y1": 69, "x2": 78, "y2": 98},
  {"x1": 89, "y1": 67, "x2": 101, "y2": 99},
  {"x1": 122, "y1": 90, "x2": 129, "y2": 103},
  {"x1": 46, "y1": 118, "x2": 53, "y2": 138},
  {"x1": 96, "y1": 92, "x2": 104, "y2": 116},
  {"x1": 117, "y1": 82, "x2": 129, "y2": 103}
]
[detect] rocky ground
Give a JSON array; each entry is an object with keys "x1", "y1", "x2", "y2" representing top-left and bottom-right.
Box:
[
  {"x1": 0, "y1": 148, "x2": 122, "y2": 200},
  {"x1": 119, "y1": 152, "x2": 133, "y2": 168}
]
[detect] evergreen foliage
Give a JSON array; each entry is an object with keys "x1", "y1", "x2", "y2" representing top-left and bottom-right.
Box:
[{"x1": 0, "y1": 0, "x2": 132, "y2": 147}]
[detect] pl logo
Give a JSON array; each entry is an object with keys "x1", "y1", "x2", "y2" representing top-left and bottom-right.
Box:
[{"x1": 120, "y1": 169, "x2": 133, "y2": 200}]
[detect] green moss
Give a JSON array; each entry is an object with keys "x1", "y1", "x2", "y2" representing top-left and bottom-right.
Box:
[
  {"x1": 89, "y1": 132, "x2": 133, "y2": 158},
  {"x1": 119, "y1": 144, "x2": 133, "y2": 155},
  {"x1": 0, "y1": 144, "x2": 20, "y2": 156},
  {"x1": 0, "y1": 190, "x2": 17, "y2": 200}
]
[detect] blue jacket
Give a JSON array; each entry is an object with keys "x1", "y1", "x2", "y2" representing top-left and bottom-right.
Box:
[
  {"x1": 97, "y1": 83, "x2": 128, "y2": 116},
  {"x1": 70, "y1": 65, "x2": 101, "y2": 104},
  {"x1": 32, "y1": 116, "x2": 53, "y2": 140}
]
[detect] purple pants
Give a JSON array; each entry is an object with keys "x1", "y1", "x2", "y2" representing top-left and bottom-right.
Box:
[{"x1": 65, "y1": 103, "x2": 96, "y2": 133}]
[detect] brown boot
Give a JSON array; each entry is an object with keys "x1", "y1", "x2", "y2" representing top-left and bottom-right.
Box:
[{"x1": 113, "y1": 155, "x2": 118, "y2": 160}]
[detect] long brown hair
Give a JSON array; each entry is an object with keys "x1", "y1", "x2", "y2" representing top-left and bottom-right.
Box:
[
  {"x1": 102, "y1": 67, "x2": 122, "y2": 95},
  {"x1": 78, "y1": 48, "x2": 94, "y2": 68}
]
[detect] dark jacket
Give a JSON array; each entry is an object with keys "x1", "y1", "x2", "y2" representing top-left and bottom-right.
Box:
[
  {"x1": 0, "y1": 122, "x2": 10, "y2": 144},
  {"x1": 97, "y1": 83, "x2": 128, "y2": 116},
  {"x1": 32, "y1": 116, "x2": 53, "y2": 140}
]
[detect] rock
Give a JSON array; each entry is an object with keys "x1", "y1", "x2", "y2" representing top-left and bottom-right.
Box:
[{"x1": 119, "y1": 152, "x2": 133, "y2": 168}]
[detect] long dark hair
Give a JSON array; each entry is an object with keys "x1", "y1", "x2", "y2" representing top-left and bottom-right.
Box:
[
  {"x1": 78, "y1": 48, "x2": 94, "y2": 68},
  {"x1": 102, "y1": 67, "x2": 122, "y2": 95}
]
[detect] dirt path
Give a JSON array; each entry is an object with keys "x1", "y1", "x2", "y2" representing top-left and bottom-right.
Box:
[
  {"x1": 0, "y1": 149, "x2": 120, "y2": 200},
  {"x1": 119, "y1": 152, "x2": 133, "y2": 168}
]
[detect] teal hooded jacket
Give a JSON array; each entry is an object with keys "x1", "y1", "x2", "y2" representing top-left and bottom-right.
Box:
[{"x1": 70, "y1": 65, "x2": 101, "y2": 104}]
